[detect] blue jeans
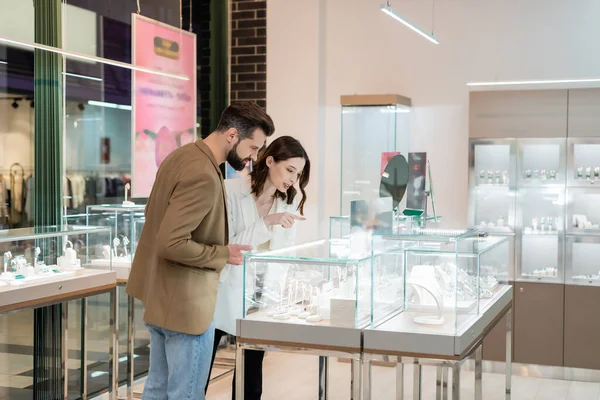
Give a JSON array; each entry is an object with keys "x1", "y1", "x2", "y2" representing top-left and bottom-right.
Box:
[{"x1": 143, "y1": 322, "x2": 215, "y2": 400}]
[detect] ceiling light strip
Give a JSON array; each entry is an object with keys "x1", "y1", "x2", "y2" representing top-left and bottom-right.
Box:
[
  {"x1": 0, "y1": 36, "x2": 189, "y2": 81},
  {"x1": 467, "y1": 78, "x2": 600, "y2": 87},
  {"x1": 65, "y1": 72, "x2": 103, "y2": 82},
  {"x1": 380, "y1": 4, "x2": 439, "y2": 45}
]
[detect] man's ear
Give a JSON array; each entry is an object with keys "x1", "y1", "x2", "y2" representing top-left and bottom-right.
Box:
[{"x1": 225, "y1": 128, "x2": 239, "y2": 144}]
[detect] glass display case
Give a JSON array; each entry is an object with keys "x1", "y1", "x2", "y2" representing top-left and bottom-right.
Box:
[
  {"x1": 85, "y1": 204, "x2": 145, "y2": 271},
  {"x1": 340, "y1": 97, "x2": 411, "y2": 216},
  {"x1": 565, "y1": 138, "x2": 600, "y2": 285},
  {"x1": 0, "y1": 225, "x2": 112, "y2": 286},
  {"x1": 372, "y1": 229, "x2": 510, "y2": 334},
  {"x1": 242, "y1": 238, "x2": 405, "y2": 329},
  {"x1": 516, "y1": 139, "x2": 566, "y2": 282},
  {"x1": 468, "y1": 139, "x2": 516, "y2": 233}
]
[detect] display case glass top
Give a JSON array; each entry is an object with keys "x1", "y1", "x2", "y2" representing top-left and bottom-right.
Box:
[
  {"x1": 0, "y1": 225, "x2": 112, "y2": 287},
  {"x1": 242, "y1": 238, "x2": 403, "y2": 329}
]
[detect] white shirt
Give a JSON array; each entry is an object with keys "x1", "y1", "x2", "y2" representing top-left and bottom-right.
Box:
[{"x1": 214, "y1": 177, "x2": 299, "y2": 335}]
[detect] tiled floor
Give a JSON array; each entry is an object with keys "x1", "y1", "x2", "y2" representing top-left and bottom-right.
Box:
[{"x1": 96, "y1": 351, "x2": 600, "y2": 400}]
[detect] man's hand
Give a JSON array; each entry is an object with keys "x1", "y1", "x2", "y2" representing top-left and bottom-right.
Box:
[
  {"x1": 264, "y1": 212, "x2": 306, "y2": 228},
  {"x1": 227, "y1": 244, "x2": 253, "y2": 265}
]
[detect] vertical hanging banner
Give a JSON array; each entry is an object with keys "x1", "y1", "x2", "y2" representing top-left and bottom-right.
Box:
[{"x1": 131, "y1": 14, "x2": 197, "y2": 198}]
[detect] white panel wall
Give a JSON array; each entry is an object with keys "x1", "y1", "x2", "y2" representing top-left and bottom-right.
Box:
[{"x1": 267, "y1": 0, "x2": 600, "y2": 240}]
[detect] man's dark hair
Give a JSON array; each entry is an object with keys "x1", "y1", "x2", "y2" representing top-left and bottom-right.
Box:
[{"x1": 215, "y1": 102, "x2": 275, "y2": 140}]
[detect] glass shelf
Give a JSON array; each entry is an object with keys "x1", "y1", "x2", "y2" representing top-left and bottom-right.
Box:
[
  {"x1": 568, "y1": 139, "x2": 600, "y2": 187},
  {"x1": 517, "y1": 139, "x2": 566, "y2": 188}
]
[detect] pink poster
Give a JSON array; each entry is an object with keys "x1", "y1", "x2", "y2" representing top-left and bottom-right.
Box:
[
  {"x1": 131, "y1": 14, "x2": 197, "y2": 198},
  {"x1": 381, "y1": 151, "x2": 402, "y2": 175}
]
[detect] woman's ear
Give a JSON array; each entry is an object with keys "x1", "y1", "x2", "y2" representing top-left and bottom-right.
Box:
[{"x1": 266, "y1": 156, "x2": 274, "y2": 168}]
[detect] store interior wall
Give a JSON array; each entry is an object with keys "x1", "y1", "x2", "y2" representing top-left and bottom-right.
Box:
[{"x1": 267, "y1": 0, "x2": 600, "y2": 242}]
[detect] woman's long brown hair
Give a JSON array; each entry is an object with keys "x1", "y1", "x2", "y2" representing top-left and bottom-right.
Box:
[{"x1": 250, "y1": 136, "x2": 310, "y2": 215}]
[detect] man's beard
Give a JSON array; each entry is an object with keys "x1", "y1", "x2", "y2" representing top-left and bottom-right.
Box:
[{"x1": 227, "y1": 142, "x2": 249, "y2": 171}]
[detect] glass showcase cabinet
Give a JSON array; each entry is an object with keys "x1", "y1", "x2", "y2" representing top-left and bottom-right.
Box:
[
  {"x1": 0, "y1": 225, "x2": 112, "y2": 287},
  {"x1": 241, "y1": 238, "x2": 403, "y2": 329},
  {"x1": 239, "y1": 225, "x2": 511, "y2": 336},
  {"x1": 340, "y1": 94, "x2": 411, "y2": 216},
  {"x1": 85, "y1": 204, "x2": 146, "y2": 273},
  {"x1": 371, "y1": 229, "x2": 510, "y2": 336},
  {"x1": 468, "y1": 136, "x2": 600, "y2": 285}
]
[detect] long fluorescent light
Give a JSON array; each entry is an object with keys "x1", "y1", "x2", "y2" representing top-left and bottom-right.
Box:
[
  {"x1": 380, "y1": 4, "x2": 439, "y2": 45},
  {"x1": 0, "y1": 61, "x2": 102, "y2": 81},
  {"x1": 65, "y1": 72, "x2": 103, "y2": 82},
  {"x1": 88, "y1": 100, "x2": 132, "y2": 111},
  {"x1": 0, "y1": 36, "x2": 189, "y2": 81},
  {"x1": 467, "y1": 78, "x2": 600, "y2": 87}
]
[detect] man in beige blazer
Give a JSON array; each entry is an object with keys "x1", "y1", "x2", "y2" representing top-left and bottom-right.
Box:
[{"x1": 126, "y1": 102, "x2": 274, "y2": 400}]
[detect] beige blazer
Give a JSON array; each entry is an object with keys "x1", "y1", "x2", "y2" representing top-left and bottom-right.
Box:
[{"x1": 126, "y1": 140, "x2": 229, "y2": 335}]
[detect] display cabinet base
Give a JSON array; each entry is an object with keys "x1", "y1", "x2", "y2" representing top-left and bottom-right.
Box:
[{"x1": 235, "y1": 337, "x2": 361, "y2": 400}]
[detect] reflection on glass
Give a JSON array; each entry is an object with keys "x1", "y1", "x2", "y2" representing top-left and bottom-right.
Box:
[{"x1": 0, "y1": 41, "x2": 34, "y2": 229}]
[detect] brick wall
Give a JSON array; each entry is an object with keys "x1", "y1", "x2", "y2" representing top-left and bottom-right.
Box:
[{"x1": 230, "y1": 0, "x2": 267, "y2": 109}]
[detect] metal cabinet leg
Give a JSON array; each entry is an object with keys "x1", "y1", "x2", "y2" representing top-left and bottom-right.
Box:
[
  {"x1": 442, "y1": 367, "x2": 448, "y2": 400},
  {"x1": 506, "y1": 308, "x2": 512, "y2": 400},
  {"x1": 396, "y1": 358, "x2": 404, "y2": 400},
  {"x1": 413, "y1": 359, "x2": 421, "y2": 400},
  {"x1": 62, "y1": 302, "x2": 68, "y2": 400},
  {"x1": 351, "y1": 358, "x2": 361, "y2": 400},
  {"x1": 475, "y1": 346, "x2": 483, "y2": 400},
  {"x1": 235, "y1": 344, "x2": 245, "y2": 400},
  {"x1": 361, "y1": 358, "x2": 371, "y2": 400},
  {"x1": 319, "y1": 356, "x2": 328, "y2": 400},
  {"x1": 436, "y1": 366, "x2": 443, "y2": 399},
  {"x1": 81, "y1": 298, "x2": 88, "y2": 400},
  {"x1": 127, "y1": 294, "x2": 135, "y2": 399},
  {"x1": 109, "y1": 288, "x2": 119, "y2": 398},
  {"x1": 452, "y1": 364, "x2": 460, "y2": 400}
]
